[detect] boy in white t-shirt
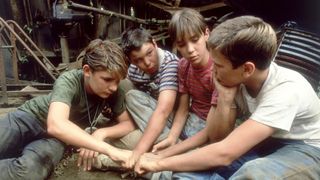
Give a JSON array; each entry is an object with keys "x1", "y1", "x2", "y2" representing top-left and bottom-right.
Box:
[{"x1": 135, "y1": 16, "x2": 320, "y2": 179}]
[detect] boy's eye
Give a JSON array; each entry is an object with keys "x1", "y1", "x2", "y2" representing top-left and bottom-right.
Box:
[
  {"x1": 191, "y1": 37, "x2": 199, "y2": 42},
  {"x1": 176, "y1": 42, "x2": 186, "y2": 47},
  {"x1": 146, "y1": 50, "x2": 153, "y2": 56},
  {"x1": 103, "y1": 78, "x2": 113, "y2": 82}
]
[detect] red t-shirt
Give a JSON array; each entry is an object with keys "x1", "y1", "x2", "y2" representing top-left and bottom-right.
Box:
[{"x1": 178, "y1": 57, "x2": 218, "y2": 120}]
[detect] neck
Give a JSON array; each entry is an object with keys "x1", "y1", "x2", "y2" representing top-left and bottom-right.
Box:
[
  {"x1": 83, "y1": 76, "x2": 94, "y2": 95},
  {"x1": 244, "y1": 68, "x2": 269, "y2": 98},
  {"x1": 192, "y1": 51, "x2": 210, "y2": 68}
]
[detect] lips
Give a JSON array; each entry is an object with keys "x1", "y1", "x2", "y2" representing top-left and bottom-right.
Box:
[
  {"x1": 147, "y1": 67, "x2": 157, "y2": 74},
  {"x1": 189, "y1": 56, "x2": 198, "y2": 62}
]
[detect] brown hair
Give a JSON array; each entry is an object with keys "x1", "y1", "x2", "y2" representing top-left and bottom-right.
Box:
[
  {"x1": 80, "y1": 39, "x2": 128, "y2": 80},
  {"x1": 168, "y1": 8, "x2": 207, "y2": 43},
  {"x1": 208, "y1": 16, "x2": 277, "y2": 70}
]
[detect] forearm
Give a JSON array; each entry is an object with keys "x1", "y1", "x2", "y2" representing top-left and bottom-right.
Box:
[
  {"x1": 100, "y1": 120, "x2": 136, "y2": 139},
  {"x1": 158, "y1": 142, "x2": 229, "y2": 172},
  {"x1": 135, "y1": 111, "x2": 168, "y2": 154},
  {"x1": 206, "y1": 96, "x2": 237, "y2": 142},
  {"x1": 167, "y1": 110, "x2": 188, "y2": 140},
  {"x1": 47, "y1": 119, "x2": 115, "y2": 155},
  {"x1": 158, "y1": 128, "x2": 208, "y2": 158},
  {"x1": 167, "y1": 93, "x2": 189, "y2": 141}
]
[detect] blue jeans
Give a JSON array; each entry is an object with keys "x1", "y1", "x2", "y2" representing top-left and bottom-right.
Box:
[
  {"x1": 180, "y1": 112, "x2": 206, "y2": 140},
  {"x1": 126, "y1": 90, "x2": 174, "y2": 143},
  {"x1": 173, "y1": 138, "x2": 320, "y2": 179},
  {"x1": 0, "y1": 110, "x2": 65, "y2": 180}
]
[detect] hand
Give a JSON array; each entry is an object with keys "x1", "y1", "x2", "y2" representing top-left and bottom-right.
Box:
[
  {"x1": 125, "y1": 150, "x2": 141, "y2": 169},
  {"x1": 108, "y1": 147, "x2": 133, "y2": 169},
  {"x1": 77, "y1": 128, "x2": 107, "y2": 171},
  {"x1": 213, "y1": 77, "x2": 238, "y2": 105},
  {"x1": 152, "y1": 136, "x2": 177, "y2": 153},
  {"x1": 135, "y1": 152, "x2": 162, "y2": 174},
  {"x1": 77, "y1": 148, "x2": 99, "y2": 171}
]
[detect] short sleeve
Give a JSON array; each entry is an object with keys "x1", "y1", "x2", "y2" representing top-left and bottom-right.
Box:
[
  {"x1": 50, "y1": 71, "x2": 81, "y2": 107},
  {"x1": 178, "y1": 58, "x2": 189, "y2": 94}
]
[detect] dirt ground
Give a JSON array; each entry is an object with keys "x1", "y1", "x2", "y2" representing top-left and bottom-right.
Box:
[{"x1": 0, "y1": 107, "x2": 143, "y2": 180}]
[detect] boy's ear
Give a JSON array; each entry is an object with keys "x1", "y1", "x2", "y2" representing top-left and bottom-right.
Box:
[
  {"x1": 204, "y1": 28, "x2": 210, "y2": 41},
  {"x1": 242, "y1": 61, "x2": 255, "y2": 78},
  {"x1": 152, "y1": 39, "x2": 158, "y2": 47},
  {"x1": 83, "y1": 64, "x2": 91, "y2": 77}
]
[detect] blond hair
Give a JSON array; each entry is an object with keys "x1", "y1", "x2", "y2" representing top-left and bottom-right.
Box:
[
  {"x1": 168, "y1": 8, "x2": 207, "y2": 43},
  {"x1": 80, "y1": 39, "x2": 128, "y2": 80},
  {"x1": 208, "y1": 16, "x2": 277, "y2": 70}
]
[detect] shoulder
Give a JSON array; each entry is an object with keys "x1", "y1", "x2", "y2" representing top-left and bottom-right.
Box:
[
  {"x1": 161, "y1": 49, "x2": 179, "y2": 63},
  {"x1": 56, "y1": 69, "x2": 82, "y2": 83}
]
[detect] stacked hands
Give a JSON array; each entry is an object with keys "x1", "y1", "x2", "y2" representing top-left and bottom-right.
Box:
[
  {"x1": 76, "y1": 126, "x2": 170, "y2": 174},
  {"x1": 76, "y1": 77, "x2": 238, "y2": 174},
  {"x1": 77, "y1": 142, "x2": 164, "y2": 174}
]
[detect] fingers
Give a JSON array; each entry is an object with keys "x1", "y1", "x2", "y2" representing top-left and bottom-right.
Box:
[
  {"x1": 77, "y1": 148, "x2": 97, "y2": 171},
  {"x1": 125, "y1": 152, "x2": 139, "y2": 169},
  {"x1": 77, "y1": 148, "x2": 85, "y2": 167},
  {"x1": 134, "y1": 160, "x2": 145, "y2": 175},
  {"x1": 152, "y1": 140, "x2": 169, "y2": 152}
]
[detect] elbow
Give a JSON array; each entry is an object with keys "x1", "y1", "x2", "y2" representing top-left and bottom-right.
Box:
[
  {"x1": 221, "y1": 154, "x2": 236, "y2": 166},
  {"x1": 47, "y1": 118, "x2": 61, "y2": 137},
  {"x1": 126, "y1": 121, "x2": 136, "y2": 132},
  {"x1": 208, "y1": 144, "x2": 238, "y2": 167}
]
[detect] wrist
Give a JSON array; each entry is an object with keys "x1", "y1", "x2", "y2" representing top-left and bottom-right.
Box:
[{"x1": 156, "y1": 159, "x2": 166, "y2": 172}]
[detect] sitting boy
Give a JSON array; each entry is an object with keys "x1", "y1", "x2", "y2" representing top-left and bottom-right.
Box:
[
  {"x1": 0, "y1": 39, "x2": 134, "y2": 179},
  {"x1": 136, "y1": 16, "x2": 320, "y2": 179}
]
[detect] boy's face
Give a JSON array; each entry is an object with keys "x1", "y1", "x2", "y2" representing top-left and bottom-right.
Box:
[
  {"x1": 175, "y1": 30, "x2": 209, "y2": 67},
  {"x1": 211, "y1": 49, "x2": 244, "y2": 87},
  {"x1": 128, "y1": 42, "x2": 159, "y2": 75},
  {"x1": 84, "y1": 67, "x2": 120, "y2": 99}
]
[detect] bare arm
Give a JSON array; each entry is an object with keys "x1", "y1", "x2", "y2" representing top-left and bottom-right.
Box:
[
  {"x1": 128, "y1": 89, "x2": 177, "y2": 167},
  {"x1": 152, "y1": 93, "x2": 190, "y2": 152},
  {"x1": 76, "y1": 110, "x2": 136, "y2": 171},
  {"x1": 93, "y1": 110, "x2": 136, "y2": 140},
  {"x1": 141, "y1": 119, "x2": 275, "y2": 172},
  {"x1": 157, "y1": 127, "x2": 208, "y2": 158},
  {"x1": 47, "y1": 102, "x2": 130, "y2": 161},
  {"x1": 206, "y1": 78, "x2": 238, "y2": 142},
  {"x1": 206, "y1": 104, "x2": 236, "y2": 143}
]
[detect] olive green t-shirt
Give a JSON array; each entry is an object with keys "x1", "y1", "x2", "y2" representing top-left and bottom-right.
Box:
[{"x1": 18, "y1": 69, "x2": 126, "y2": 128}]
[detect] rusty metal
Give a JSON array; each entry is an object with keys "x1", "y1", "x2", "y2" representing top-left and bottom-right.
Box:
[
  {"x1": 6, "y1": 90, "x2": 52, "y2": 97},
  {"x1": 147, "y1": 1, "x2": 226, "y2": 14},
  {"x1": 0, "y1": 18, "x2": 59, "y2": 80},
  {"x1": 0, "y1": 17, "x2": 57, "y2": 105},
  {"x1": 0, "y1": 34, "x2": 8, "y2": 105},
  {"x1": 67, "y1": 1, "x2": 170, "y2": 25},
  {"x1": 9, "y1": 24, "x2": 19, "y2": 83},
  {"x1": 60, "y1": 35, "x2": 70, "y2": 64}
]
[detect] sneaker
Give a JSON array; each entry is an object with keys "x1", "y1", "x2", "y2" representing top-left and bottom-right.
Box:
[{"x1": 93, "y1": 154, "x2": 126, "y2": 172}]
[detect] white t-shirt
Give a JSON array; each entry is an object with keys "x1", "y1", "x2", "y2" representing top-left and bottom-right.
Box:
[{"x1": 235, "y1": 62, "x2": 320, "y2": 148}]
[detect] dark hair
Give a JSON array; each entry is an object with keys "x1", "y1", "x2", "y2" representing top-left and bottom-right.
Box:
[
  {"x1": 168, "y1": 8, "x2": 207, "y2": 43},
  {"x1": 121, "y1": 27, "x2": 153, "y2": 57},
  {"x1": 80, "y1": 39, "x2": 128, "y2": 80},
  {"x1": 208, "y1": 16, "x2": 277, "y2": 70}
]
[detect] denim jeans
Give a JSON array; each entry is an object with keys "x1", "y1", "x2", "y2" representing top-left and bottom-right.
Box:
[
  {"x1": 173, "y1": 138, "x2": 320, "y2": 179},
  {"x1": 125, "y1": 89, "x2": 174, "y2": 143},
  {"x1": 180, "y1": 112, "x2": 206, "y2": 140},
  {"x1": 0, "y1": 110, "x2": 65, "y2": 180}
]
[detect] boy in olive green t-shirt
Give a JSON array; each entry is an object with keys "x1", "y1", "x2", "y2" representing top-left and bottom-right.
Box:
[{"x1": 0, "y1": 39, "x2": 134, "y2": 179}]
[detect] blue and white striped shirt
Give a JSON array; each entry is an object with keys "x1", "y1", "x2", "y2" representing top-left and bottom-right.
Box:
[{"x1": 128, "y1": 48, "x2": 179, "y2": 99}]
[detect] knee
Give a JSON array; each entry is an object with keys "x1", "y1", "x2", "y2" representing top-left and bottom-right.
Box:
[
  {"x1": 231, "y1": 159, "x2": 271, "y2": 180},
  {"x1": 126, "y1": 90, "x2": 149, "y2": 108},
  {"x1": 10, "y1": 157, "x2": 53, "y2": 180}
]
